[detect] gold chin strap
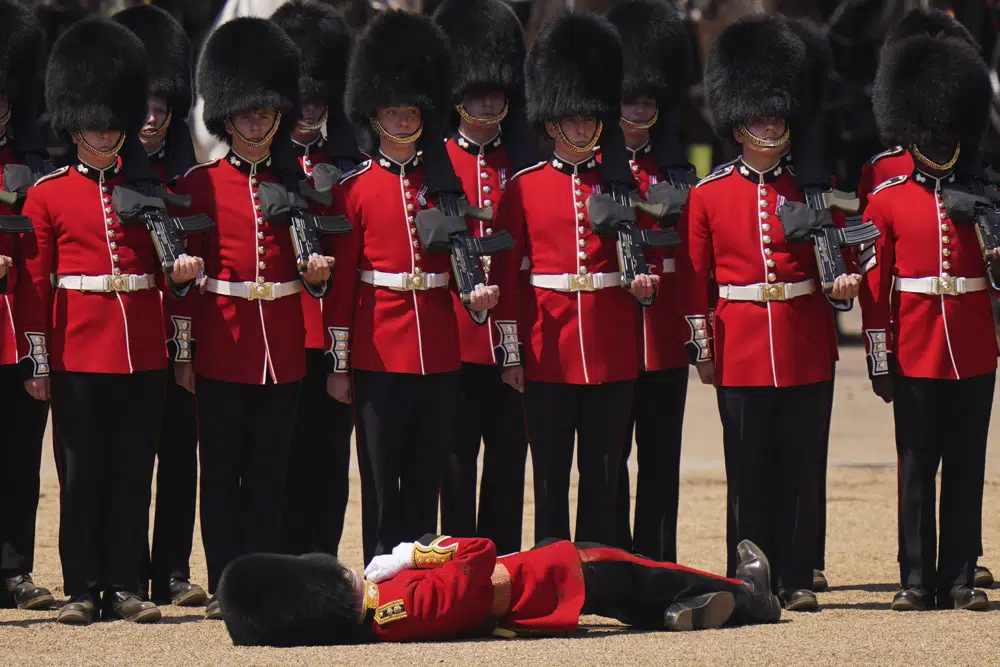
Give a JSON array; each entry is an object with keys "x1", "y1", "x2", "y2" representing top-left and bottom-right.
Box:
[
  {"x1": 74, "y1": 131, "x2": 126, "y2": 159},
  {"x1": 370, "y1": 116, "x2": 423, "y2": 145},
  {"x1": 620, "y1": 108, "x2": 659, "y2": 132},
  {"x1": 296, "y1": 107, "x2": 329, "y2": 133},
  {"x1": 456, "y1": 101, "x2": 508, "y2": 126},
  {"x1": 140, "y1": 108, "x2": 173, "y2": 140},
  {"x1": 737, "y1": 124, "x2": 790, "y2": 149},
  {"x1": 911, "y1": 143, "x2": 961, "y2": 172},
  {"x1": 0, "y1": 104, "x2": 11, "y2": 128},
  {"x1": 555, "y1": 121, "x2": 603, "y2": 154},
  {"x1": 225, "y1": 110, "x2": 282, "y2": 148}
]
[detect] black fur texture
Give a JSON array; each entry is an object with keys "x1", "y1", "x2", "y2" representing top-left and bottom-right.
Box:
[
  {"x1": 45, "y1": 18, "x2": 148, "y2": 135},
  {"x1": 272, "y1": 0, "x2": 351, "y2": 108},
  {"x1": 784, "y1": 17, "x2": 833, "y2": 119},
  {"x1": 704, "y1": 13, "x2": 806, "y2": 136},
  {"x1": 197, "y1": 17, "x2": 300, "y2": 142},
  {"x1": 345, "y1": 10, "x2": 453, "y2": 126},
  {"x1": 113, "y1": 5, "x2": 192, "y2": 119},
  {"x1": 606, "y1": 0, "x2": 691, "y2": 109},
  {"x1": 0, "y1": 0, "x2": 42, "y2": 105},
  {"x1": 873, "y1": 34, "x2": 989, "y2": 150},
  {"x1": 885, "y1": 8, "x2": 976, "y2": 48},
  {"x1": 526, "y1": 11, "x2": 623, "y2": 126},
  {"x1": 218, "y1": 553, "x2": 367, "y2": 647},
  {"x1": 432, "y1": 0, "x2": 526, "y2": 103}
]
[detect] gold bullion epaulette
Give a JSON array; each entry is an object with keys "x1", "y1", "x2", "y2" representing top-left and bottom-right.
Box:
[
  {"x1": 870, "y1": 174, "x2": 907, "y2": 197},
  {"x1": 32, "y1": 165, "x2": 69, "y2": 187},
  {"x1": 412, "y1": 536, "x2": 459, "y2": 568},
  {"x1": 869, "y1": 145, "x2": 905, "y2": 163},
  {"x1": 510, "y1": 160, "x2": 546, "y2": 181},
  {"x1": 695, "y1": 162, "x2": 736, "y2": 188},
  {"x1": 182, "y1": 157, "x2": 222, "y2": 178},
  {"x1": 339, "y1": 159, "x2": 372, "y2": 183}
]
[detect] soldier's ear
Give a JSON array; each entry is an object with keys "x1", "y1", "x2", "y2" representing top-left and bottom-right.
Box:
[
  {"x1": 544, "y1": 122, "x2": 559, "y2": 141},
  {"x1": 732, "y1": 126, "x2": 744, "y2": 146}
]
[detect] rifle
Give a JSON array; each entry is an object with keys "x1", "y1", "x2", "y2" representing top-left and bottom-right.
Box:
[
  {"x1": 940, "y1": 178, "x2": 1000, "y2": 271},
  {"x1": 256, "y1": 180, "x2": 353, "y2": 273}
]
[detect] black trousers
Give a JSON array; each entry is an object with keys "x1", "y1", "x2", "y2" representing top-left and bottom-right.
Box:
[
  {"x1": 525, "y1": 380, "x2": 635, "y2": 546},
  {"x1": 354, "y1": 369, "x2": 459, "y2": 564},
  {"x1": 717, "y1": 382, "x2": 826, "y2": 591},
  {"x1": 143, "y1": 359, "x2": 199, "y2": 587},
  {"x1": 893, "y1": 372, "x2": 994, "y2": 593},
  {"x1": 284, "y1": 349, "x2": 354, "y2": 556},
  {"x1": 51, "y1": 370, "x2": 165, "y2": 596},
  {"x1": 196, "y1": 375, "x2": 300, "y2": 592},
  {"x1": 614, "y1": 368, "x2": 689, "y2": 561},
  {"x1": 575, "y1": 541, "x2": 746, "y2": 627},
  {"x1": 816, "y1": 363, "x2": 835, "y2": 572},
  {"x1": 0, "y1": 364, "x2": 49, "y2": 576},
  {"x1": 440, "y1": 363, "x2": 528, "y2": 555}
]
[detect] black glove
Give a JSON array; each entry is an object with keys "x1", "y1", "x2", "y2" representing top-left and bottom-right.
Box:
[
  {"x1": 0, "y1": 164, "x2": 38, "y2": 213},
  {"x1": 871, "y1": 374, "x2": 894, "y2": 404},
  {"x1": 587, "y1": 192, "x2": 636, "y2": 237},
  {"x1": 940, "y1": 187, "x2": 997, "y2": 224},
  {"x1": 414, "y1": 207, "x2": 467, "y2": 253},
  {"x1": 256, "y1": 182, "x2": 311, "y2": 222},
  {"x1": 645, "y1": 181, "x2": 690, "y2": 225},
  {"x1": 775, "y1": 200, "x2": 834, "y2": 243},
  {"x1": 311, "y1": 163, "x2": 344, "y2": 193}
]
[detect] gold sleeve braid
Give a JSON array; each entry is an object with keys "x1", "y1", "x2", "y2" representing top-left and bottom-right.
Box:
[{"x1": 412, "y1": 536, "x2": 459, "y2": 569}]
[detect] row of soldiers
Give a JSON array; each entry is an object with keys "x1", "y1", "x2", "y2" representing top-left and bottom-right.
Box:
[{"x1": 0, "y1": 0, "x2": 996, "y2": 625}]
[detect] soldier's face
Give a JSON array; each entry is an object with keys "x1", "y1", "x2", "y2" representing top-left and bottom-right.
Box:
[
  {"x1": 0, "y1": 95, "x2": 8, "y2": 132},
  {"x1": 462, "y1": 91, "x2": 507, "y2": 121},
  {"x1": 228, "y1": 108, "x2": 278, "y2": 143},
  {"x1": 621, "y1": 96, "x2": 657, "y2": 125},
  {"x1": 300, "y1": 102, "x2": 327, "y2": 126},
  {"x1": 75, "y1": 129, "x2": 123, "y2": 152},
  {"x1": 551, "y1": 117, "x2": 600, "y2": 148},
  {"x1": 143, "y1": 95, "x2": 169, "y2": 134},
  {"x1": 376, "y1": 106, "x2": 422, "y2": 138}
]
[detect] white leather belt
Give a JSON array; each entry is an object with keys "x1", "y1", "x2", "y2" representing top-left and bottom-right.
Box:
[
  {"x1": 896, "y1": 276, "x2": 987, "y2": 296},
  {"x1": 662, "y1": 258, "x2": 676, "y2": 273},
  {"x1": 530, "y1": 271, "x2": 622, "y2": 292},
  {"x1": 360, "y1": 270, "x2": 449, "y2": 291},
  {"x1": 56, "y1": 273, "x2": 156, "y2": 293},
  {"x1": 719, "y1": 279, "x2": 815, "y2": 302},
  {"x1": 204, "y1": 277, "x2": 301, "y2": 301}
]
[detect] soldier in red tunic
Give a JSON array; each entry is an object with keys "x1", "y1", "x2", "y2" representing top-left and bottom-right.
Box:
[
  {"x1": 113, "y1": 3, "x2": 208, "y2": 610},
  {"x1": 676, "y1": 15, "x2": 861, "y2": 611},
  {"x1": 325, "y1": 10, "x2": 498, "y2": 565},
  {"x1": 217, "y1": 536, "x2": 780, "y2": 646},
  {"x1": 171, "y1": 17, "x2": 333, "y2": 619},
  {"x1": 861, "y1": 31, "x2": 997, "y2": 612},
  {"x1": 606, "y1": 0, "x2": 693, "y2": 564},
  {"x1": 271, "y1": 0, "x2": 359, "y2": 561},
  {"x1": 17, "y1": 19, "x2": 203, "y2": 624},
  {"x1": 0, "y1": 0, "x2": 54, "y2": 613},
  {"x1": 432, "y1": 0, "x2": 533, "y2": 557}
]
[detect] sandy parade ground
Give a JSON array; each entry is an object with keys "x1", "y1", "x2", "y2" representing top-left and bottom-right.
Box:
[{"x1": 4, "y1": 311, "x2": 1000, "y2": 666}]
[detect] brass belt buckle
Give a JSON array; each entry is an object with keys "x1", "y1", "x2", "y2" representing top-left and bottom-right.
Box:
[
  {"x1": 762, "y1": 283, "x2": 786, "y2": 302},
  {"x1": 404, "y1": 273, "x2": 425, "y2": 290},
  {"x1": 248, "y1": 281, "x2": 274, "y2": 301},
  {"x1": 108, "y1": 275, "x2": 129, "y2": 292},
  {"x1": 571, "y1": 273, "x2": 595, "y2": 292},
  {"x1": 936, "y1": 277, "x2": 956, "y2": 296}
]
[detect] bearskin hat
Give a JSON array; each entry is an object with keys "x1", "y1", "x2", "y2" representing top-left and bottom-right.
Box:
[
  {"x1": 197, "y1": 17, "x2": 300, "y2": 143},
  {"x1": 432, "y1": 0, "x2": 526, "y2": 104},
  {"x1": 606, "y1": 0, "x2": 691, "y2": 110},
  {"x1": 45, "y1": 18, "x2": 148, "y2": 136},
  {"x1": 345, "y1": 10, "x2": 452, "y2": 127},
  {"x1": 218, "y1": 553, "x2": 367, "y2": 647},
  {"x1": 113, "y1": 4, "x2": 192, "y2": 119},
  {"x1": 704, "y1": 13, "x2": 807, "y2": 136},
  {"x1": 873, "y1": 33, "x2": 989, "y2": 151},
  {"x1": 783, "y1": 17, "x2": 833, "y2": 120},
  {"x1": 0, "y1": 0, "x2": 42, "y2": 106},
  {"x1": 885, "y1": 8, "x2": 976, "y2": 48},
  {"x1": 526, "y1": 12, "x2": 623, "y2": 126},
  {"x1": 272, "y1": 0, "x2": 351, "y2": 109}
]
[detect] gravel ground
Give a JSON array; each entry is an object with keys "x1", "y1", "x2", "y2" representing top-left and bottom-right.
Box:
[{"x1": 3, "y1": 322, "x2": 1000, "y2": 666}]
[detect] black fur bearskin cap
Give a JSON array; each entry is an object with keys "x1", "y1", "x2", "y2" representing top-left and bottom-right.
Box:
[
  {"x1": 885, "y1": 8, "x2": 976, "y2": 48},
  {"x1": 704, "y1": 12, "x2": 807, "y2": 136},
  {"x1": 784, "y1": 16, "x2": 833, "y2": 120},
  {"x1": 113, "y1": 4, "x2": 192, "y2": 119},
  {"x1": 526, "y1": 11, "x2": 623, "y2": 126},
  {"x1": 606, "y1": 0, "x2": 691, "y2": 110},
  {"x1": 45, "y1": 18, "x2": 148, "y2": 136},
  {"x1": 0, "y1": 0, "x2": 43, "y2": 105},
  {"x1": 197, "y1": 16, "x2": 300, "y2": 142},
  {"x1": 272, "y1": 0, "x2": 352, "y2": 109}
]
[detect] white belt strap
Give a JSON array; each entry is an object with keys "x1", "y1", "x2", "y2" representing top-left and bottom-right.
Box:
[
  {"x1": 719, "y1": 279, "x2": 815, "y2": 302},
  {"x1": 662, "y1": 258, "x2": 676, "y2": 274},
  {"x1": 204, "y1": 277, "x2": 302, "y2": 301},
  {"x1": 359, "y1": 270, "x2": 449, "y2": 291},
  {"x1": 530, "y1": 271, "x2": 622, "y2": 292},
  {"x1": 56, "y1": 273, "x2": 156, "y2": 293},
  {"x1": 896, "y1": 276, "x2": 987, "y2": 296}
]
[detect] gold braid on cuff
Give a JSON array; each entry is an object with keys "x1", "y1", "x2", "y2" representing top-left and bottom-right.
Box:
[
  {"x1": 737, "y1": 124, "x2": 790, "y2": 149},
  {"x1": 456, "y1": 101, "x2": 508, "y2": 126},
  {"x1": 911, "y1": 143, "x2": 960, "y2": 172},
  {"x1": 620, "y1": 108, "x2": 659, "y2": 132},
  {"x1": 74, "y1": 131, "x2": 126, "y2": 159},
  {"x1": 140, "y1": 108, "x2": 173, "y2": 140},
  {"x1": 555, "y1": 121, "x2": 603, "y2": 153},
  {"x1": 297, "y1": 107, "x2": 329, "y2": 133},
  {"x1": 225, "y1": 110, "x2": 282, "y2": 148},
  {"x1": 370, "y1": 117, "x2": 422, "y2": 145}
]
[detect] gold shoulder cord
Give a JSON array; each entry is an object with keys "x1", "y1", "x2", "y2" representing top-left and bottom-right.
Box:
[{"x1": 910, "y1": 143, "x2": 961, "y2": 172}]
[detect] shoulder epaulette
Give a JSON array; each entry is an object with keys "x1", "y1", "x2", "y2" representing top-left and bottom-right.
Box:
[
  {"x1": 32, "y1": 165, "x2": 69, "y2": 187},
  {"x1": 339, "y1": 159, "x2": 372, "y2": 183},
  {"x1": 870, "y1": 174, "x2": 907, "y2": 196},
  {"x1": 182, "y1": 158, "x2": 222, "y2": 178},
  {"x1": 869, "y1": 146, "x2": 905, "y2": 164},
  {"x1": 695, "y1": 163, "x2": 735, "y2": 188},
  {"x1": 511, "y1": 161, "x2": 546, "y2": 181}
]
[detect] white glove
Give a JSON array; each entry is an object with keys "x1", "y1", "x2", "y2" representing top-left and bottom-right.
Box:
[{"x1": 364, "y1": 541, "x2": 415, "y2": 582}]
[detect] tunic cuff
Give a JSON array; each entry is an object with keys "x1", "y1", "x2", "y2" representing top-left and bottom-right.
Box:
[
  {"x1": 326, "y1": 326, "x2": 350, "y2": 374},
  {"x1": 493, "y1": 320, "x2": 522, "y2": 368},
  {"x1": 19, "y1": 332, "x2": 49, "y2": 379},
  {"x1": 167, "y1": 316, "x2": 195, "y2": 362},
  {"x1": 684, "y1": 315, "x2": 712, "y2": 364},
  {"x1": 864, "y1": 329, "x2": 891, "y2": 377}
]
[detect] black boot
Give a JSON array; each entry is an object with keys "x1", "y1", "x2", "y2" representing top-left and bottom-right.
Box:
[
  {"x1": 891, "y1": 587, "x2": 931, "y2": 611},
  {"x1": 663, "y1": 592, "x2": 736, "y2": 631},
  {"x1": 102, "y1": 590, "x2": 162, "y2": 623},
  {"x1": 3, "y1": 574, "x2": 54, "y2": 610},
  {"x1": 57, "y1": 591, "x2": 100, "y2": 625},
  {"x1": 152, "y1": 578, "x2": 208, "y2": 607},
  {"x1": 974, "y1": 566, "x2": 994, "y2": 589},
  {"x1": 938, "y1": 586, "x2": 989, "y2": 611},
  {"x1": 731, "y1": 540, "x2": 782, "y2": 623}
]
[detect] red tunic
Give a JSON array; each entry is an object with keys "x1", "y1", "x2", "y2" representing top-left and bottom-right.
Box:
[
  {"x1": 857, "y1": 145, "x2": 912, "y2": 213},
  {"x1": 676, "y1": 158, "x2": 837, "y2": 387},
  {"x1": 323, "y1": 153, "x2": 462, "y2": 376},
  {"x1": 0, "y1": 138, "x2": 22, "y2": 367},
  {"x1": 858, "y1": 170, "x2": 998, "y2": 380},
  {"x1": 172, "y1": 152, "x2": 310, "y2": 385},
  {"x1": 492, "y1": 157, "x2": 640, "y2": 385},
  {"x1": 15, "y1": 161, "x2": 169, "y2": 375},
  {"x1": 295, "y1": 135, "x2": 330, "y2": 351},
  {"x1": 446, "y1": 132, "x2": 515, "y2": 366}
]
